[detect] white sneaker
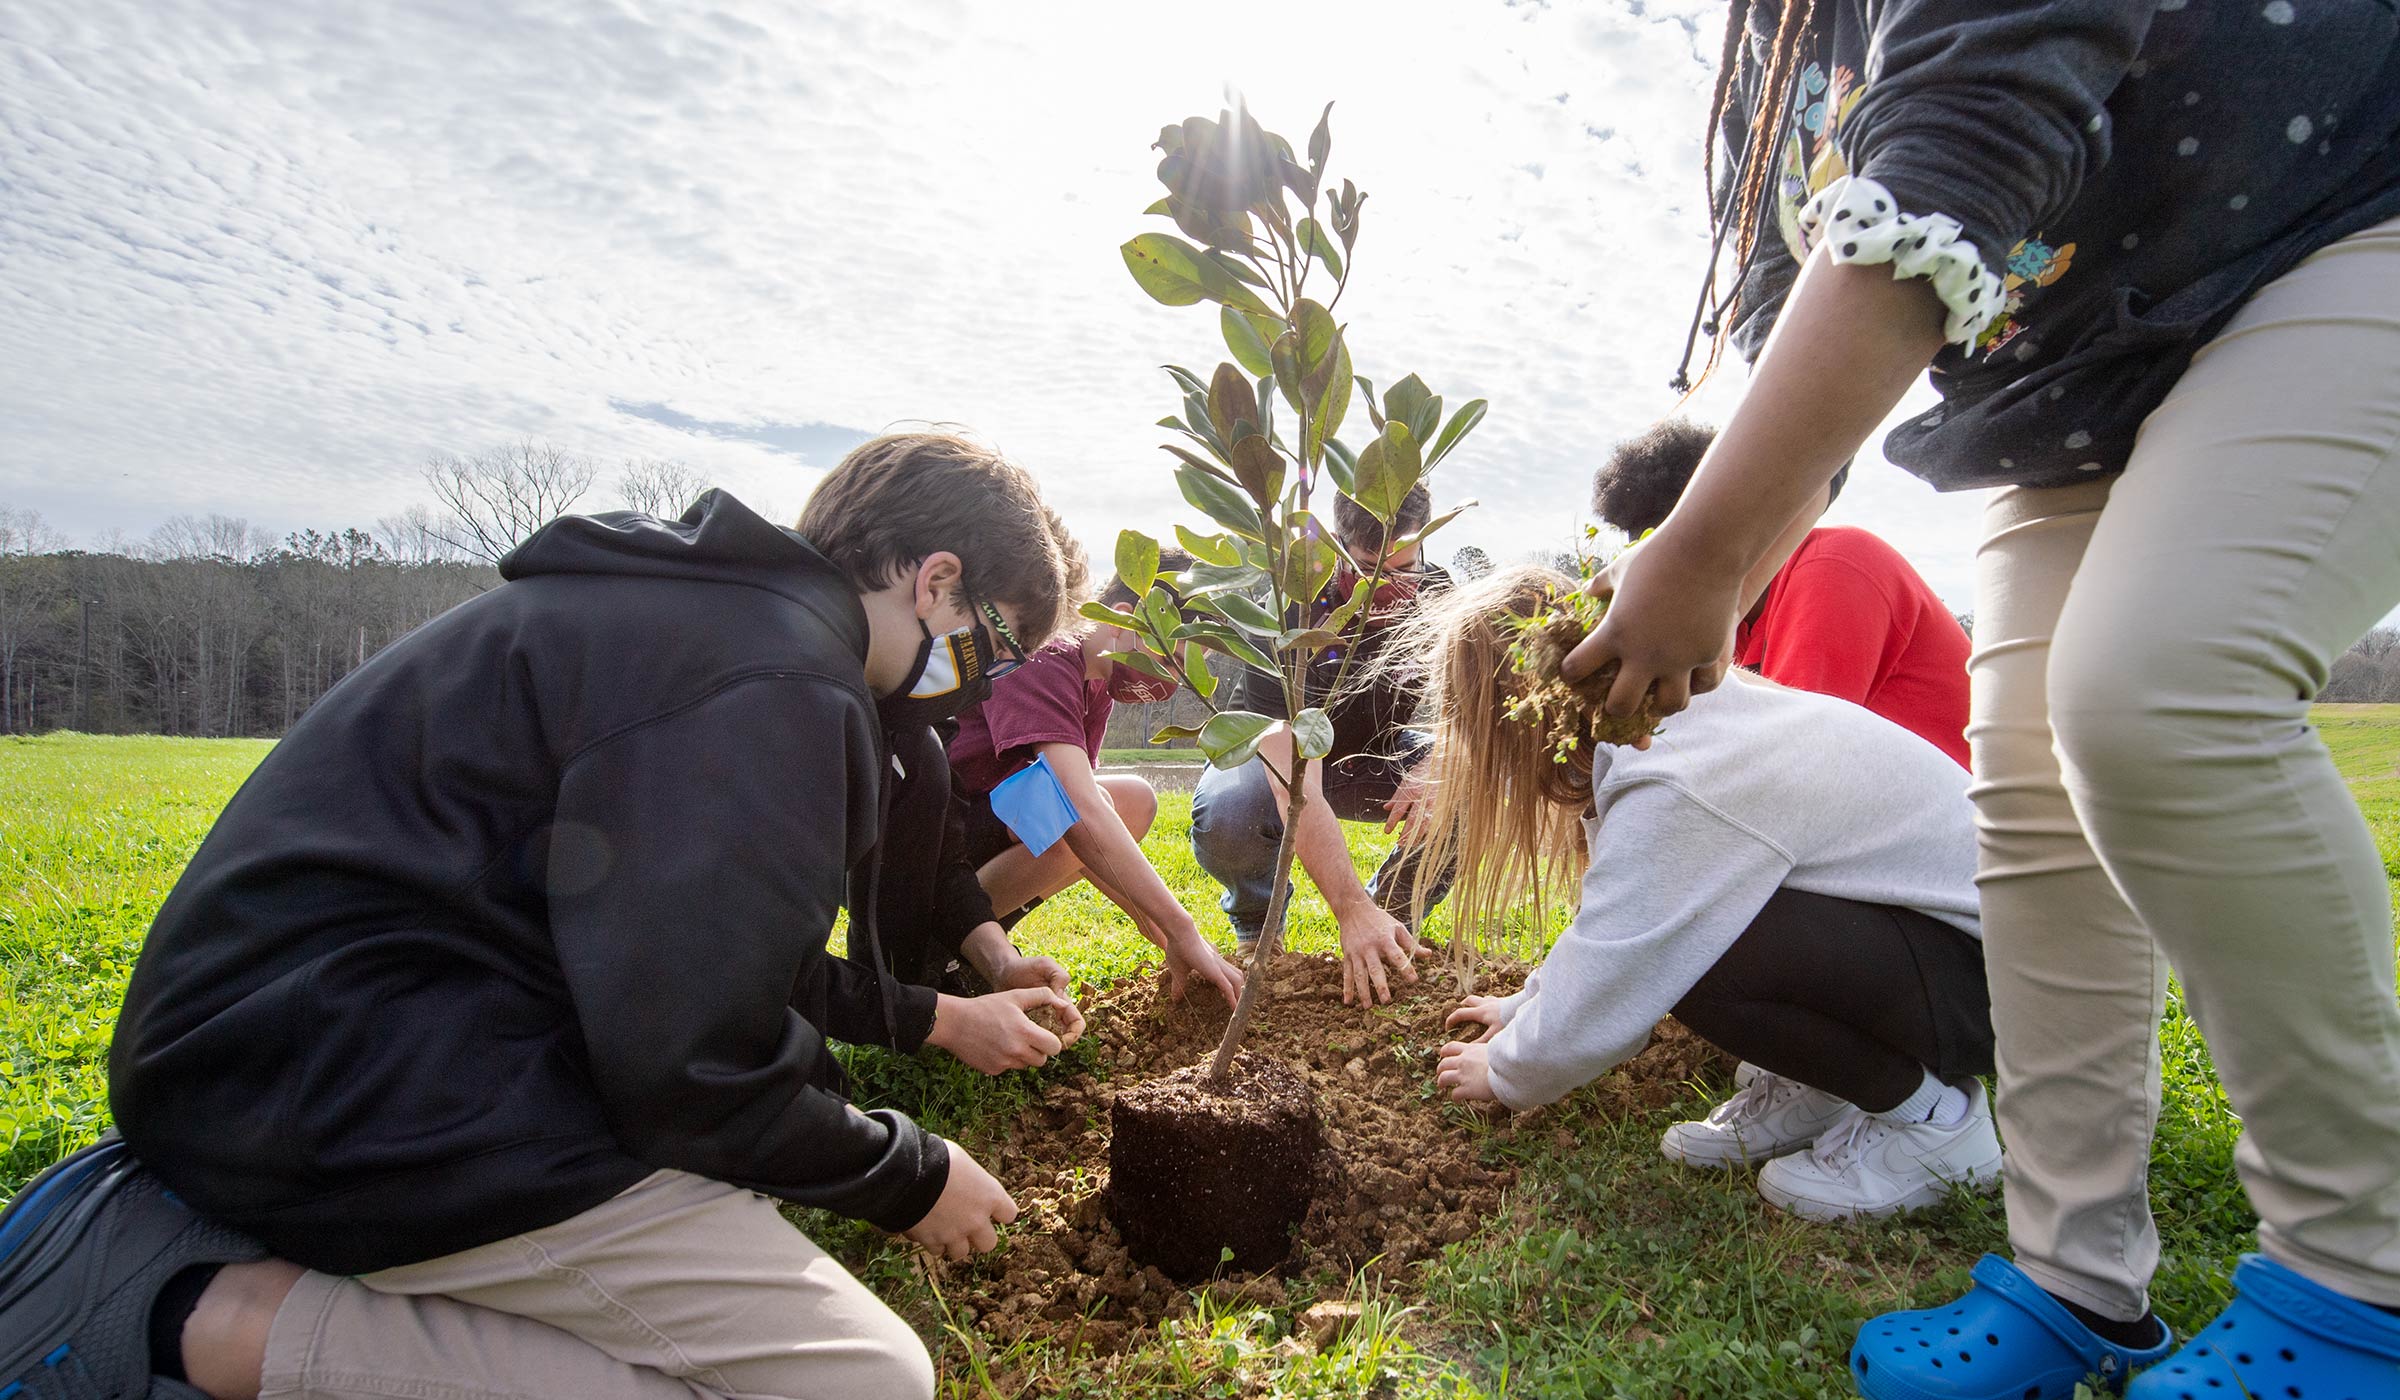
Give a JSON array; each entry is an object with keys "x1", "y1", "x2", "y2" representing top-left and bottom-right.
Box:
[
  {"x1": 1755, "y1": 1081, "x2": 2004, "y2": 1221},
  {"x1": 1660, "y1": 1068, "x2": 1852, "y2": 1168}
]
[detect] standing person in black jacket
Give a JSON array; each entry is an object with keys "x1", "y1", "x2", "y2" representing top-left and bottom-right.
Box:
[{"x1": 0, "y1": 433, "x2": 1084, "y2": 1400}]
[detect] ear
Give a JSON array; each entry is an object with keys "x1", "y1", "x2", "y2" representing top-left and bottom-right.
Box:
[{"x1": 913, "y1": 551, "x2": 965, "y2": 620}]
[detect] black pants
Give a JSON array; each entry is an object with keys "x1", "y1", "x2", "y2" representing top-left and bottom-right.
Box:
[
  {"x1": 868, "y1": 723, "x2": 996, "y2": 991},
  {"x1": 1669, "y1": 887, "x2": 1995, "y2": 1114}
]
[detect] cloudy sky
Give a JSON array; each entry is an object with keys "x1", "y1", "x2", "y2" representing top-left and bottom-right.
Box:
[{"x1": 0, "y1": 0, "x2": 1983, "y2": 603}]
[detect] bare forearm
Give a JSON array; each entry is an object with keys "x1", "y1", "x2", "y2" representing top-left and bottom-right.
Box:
[
  {"x1": 1255, "y1": 731, "x2": 1373, "y2": 914},
  {"x1": 1655, "y1": 252, "x2": 1947, "y2": 580},
  {"x1": 1061, "y1": 804, "x2": 1194, "y2": 939}
]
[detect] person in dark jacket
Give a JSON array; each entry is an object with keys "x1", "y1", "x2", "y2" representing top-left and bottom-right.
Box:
[
  {"x1": 0, "y1": 433, "x2": 1084, "y2": 1400},
  {"x1": 1571, "y1": 4, "x2": 2400, "y2": 1398}
]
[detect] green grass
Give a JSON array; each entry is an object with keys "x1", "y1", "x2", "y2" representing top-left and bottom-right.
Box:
[{"x1": 5, "y1": 718, "x2": 2398, "y2": 1398}]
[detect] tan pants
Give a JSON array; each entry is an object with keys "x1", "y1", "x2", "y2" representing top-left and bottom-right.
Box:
[
  {"x1": 258, "y1": 1170, "x2": 934, "y2": 1400},
  {"x1": 1972, "y1": 215, "x2": 2400, "y2": 1320}
]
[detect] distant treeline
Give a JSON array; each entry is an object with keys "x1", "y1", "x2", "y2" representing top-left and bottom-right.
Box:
[{"x1": 0, "y1": 516, "x2": 495, "y2": 738}]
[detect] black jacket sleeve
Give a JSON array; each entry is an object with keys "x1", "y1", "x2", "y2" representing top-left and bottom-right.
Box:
[
  {"x1": 547, "y1": 671, "x2": 949, "y2": 1232},
  {"x1": 1844, "y1": 0, "x2": 2153, "y2": 279}
]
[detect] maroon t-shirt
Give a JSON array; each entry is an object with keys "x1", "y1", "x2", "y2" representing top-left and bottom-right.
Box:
[{"x1": 947, "y1": 637, "x2": 1112, "y2": 797}]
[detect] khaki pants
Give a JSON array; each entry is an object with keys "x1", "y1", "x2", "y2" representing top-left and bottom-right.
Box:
[
  {"x1": 259, "y1": 1170, "x2": 933, "y2": 1400},
  {"x1": 1972, "y1": 215, "x2": 2400, "y2": 1320}
]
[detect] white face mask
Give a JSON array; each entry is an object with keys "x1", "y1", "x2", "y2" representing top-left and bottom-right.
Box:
[{"x1": 908, "y1": 623, "x2": 980, "y2": 699}]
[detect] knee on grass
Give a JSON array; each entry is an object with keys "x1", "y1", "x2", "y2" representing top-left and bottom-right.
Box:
[{"x1": 1096, "y1": 772, "x2": 1158, "y2": 840}]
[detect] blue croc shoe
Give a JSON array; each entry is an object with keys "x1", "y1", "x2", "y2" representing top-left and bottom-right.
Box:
[
  {"x1": 1852, "y1": 1253, "x2": 2176, "y2": 1400},
  {"x1": 0, "y1": 1136, "x2": 266, "y2": 1400},
  {"x1": 2126, "y1": 1254, "x2": 2400, "y2": 1400}
]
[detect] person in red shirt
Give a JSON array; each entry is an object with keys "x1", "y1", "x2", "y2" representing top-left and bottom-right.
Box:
[
  {"x1": 946, "y1": 551, "x2": 1245, "y2": 1009},
  {"x1": 1593, "y1": 419, "x2": 1971, "y2": 767}
]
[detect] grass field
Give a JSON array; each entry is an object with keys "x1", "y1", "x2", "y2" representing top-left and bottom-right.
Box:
[{"x1": 6, "y1": 713, "x2": 2400, "y2": 1397}]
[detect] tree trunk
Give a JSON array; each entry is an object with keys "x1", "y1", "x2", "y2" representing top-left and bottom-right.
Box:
[{"x1": 1207, "y1": 753, "x2": 1310, "y2": 1082}]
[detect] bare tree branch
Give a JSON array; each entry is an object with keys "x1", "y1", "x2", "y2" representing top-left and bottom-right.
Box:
[
  {"x1": 614, "y1": 458, "x2": 710, "y2": 519},
  {"x1": 422, "y1": 439, "x2": 597, "y2": 564}
]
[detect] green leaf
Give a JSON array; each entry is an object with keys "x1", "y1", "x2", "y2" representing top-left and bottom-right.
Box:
[
  {"x1": 1325, "y1": 574, "x2": 1375, "y2": 632},
  {"x1": 1383, "y1": 375, "x2": 1440, "y2": 451},
  {"x1": 1323, "y1": 436, "x2": 1359, "y2": 496},
  {"x1": 1349, "y1": 420, "x2": 1424, "y2": 525},
  {"x1": 1269, "y1": 329, "x2": 1304, "y2": 417},
  {"x1": 1292, "y1": 299, "x2": 1339, "y2": 384},
  {"x1": 1114, "y1": 529, "x2": 1160, "y2": 596},
  {"x1": 1291, "y1": 707, "x2": 1336, "y2": 761},
  {"x1": 1102, "y1": 648, "x2": 1174, "y2": 681},
  {"x1": 1425, "y1": 398, "x2": 1488, "y2": 470},
  {"x1": 1175, "y1": 524, "x2": 1240, "y2": 567},
  {"x1": 1152, "y1": 723, "x2": 1206, "y2": 744},
  {"x1": 1163, "y1": 364, "x2": 1210, "y2": 398},
  {"x1": 1395, "y1": 501, "x2": 1476, "y2": 549},
  {"x1": 1284, "y1": 528, "x2": 1341, "y2": 608},
  {"x1": 1297, "y1": 217, "x2": 1344, "y2": 278},
  {"x1": 1080, "y1": 599, "x2": 1134, "y2": 629},
  {"x1": 1355, "y1": 375, "x2": 1385, "y2": 433},
  {"x1": 1220, "y1": 306, "x2": 1275, "y2": 378},
  {"x1": 1198, "y1": 711, "x2": 1277, "y2": 770},
  {"x1": 1143, "y1": 197, "x2": 1171, "y2": 216},
  {"x1": 1206, "y1": 250, "x2": 1271, "y2": 288},
  {"x1": 1277, "y1": 627, "x2": 1343, "y2": 654},
  {"x1": 1161, "y1": 443, "x2": 1237, "y2": 486},
  {"x1": 1175, "y1": 463, "x2": 1265, "y2": 541},
  {"x1": 1229, "y1": 434, "x2": 1284, "y2": 507},
  {"x1": 1120, "y1": 232, "x2": 1272, "y2": 315},
  {"x1": 1255, "y1": 373, "x2": 1276, "y2": 447},
  {"x1": 1214, "y1": 591, "x2": 1282, "y2": 635},
  {"x1": 1181, "y1": 645, "x2": 1219, "y2": 701},
  {"x1": 1185, "y1": 624, "x2": 1278, "y2": 674},
  {"x1": 1307, "y1": 101, "x2": 1333, "y2": 172},
  {"x1": 1168, "y1": 560, "x2": 1258, "y2": 599},
  {"x1": 1207, "y1": 363, "x2": 1260, "y2": 446},
  {"x1": 1312, "y1": 335, "x2": 1352, "y2": 465},
  {"x1": 1136, "y1": 584, "x2": 1183, "y2": 649}
]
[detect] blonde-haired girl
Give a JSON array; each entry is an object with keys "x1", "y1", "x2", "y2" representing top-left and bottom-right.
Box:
[{"x1": 1408, "y1": 567, "x2": 1996, "y2": 1220}]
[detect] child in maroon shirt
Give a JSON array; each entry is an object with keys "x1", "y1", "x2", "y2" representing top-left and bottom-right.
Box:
[
  {"x1": 1595, "y1": 419, "x2": 1969, "y2": 766},
  {"x1": 946, "y1": 554, "x2": 1243, "y2": 1008}
]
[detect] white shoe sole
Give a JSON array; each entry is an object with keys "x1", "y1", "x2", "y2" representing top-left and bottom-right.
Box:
[
  {"x1": 1756, "y1": 1148, "x2": 2004, "y2": 1222},
  {"x1": 1659, "y1": 1126, "x2": 1813, "y2": 1169}
]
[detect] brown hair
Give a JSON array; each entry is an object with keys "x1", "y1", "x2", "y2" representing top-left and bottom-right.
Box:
[
  {"x1": 1333, "y1": 484, "x2": 1431, "y2": 558},
  {"x1": 1383, "y1": 564, "x2": 1597, "y2": 962},
  {"x1": 798, "y1": 432, "x2": 1088, "y2": 648}
]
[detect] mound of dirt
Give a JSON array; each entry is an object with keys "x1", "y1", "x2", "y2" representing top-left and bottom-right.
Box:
[{"x1": 934, "y1": 950, "x2": 1728, "y2": 1354}]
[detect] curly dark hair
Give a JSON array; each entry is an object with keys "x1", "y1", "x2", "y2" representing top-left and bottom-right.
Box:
[{"x1": 1592, "y1": 419, "x2": 1719, "y2": 538}]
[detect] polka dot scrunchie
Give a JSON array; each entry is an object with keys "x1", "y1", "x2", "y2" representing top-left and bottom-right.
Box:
[{"x1": 1795, "y1": 174, "x2": 2005, "y2": 345}]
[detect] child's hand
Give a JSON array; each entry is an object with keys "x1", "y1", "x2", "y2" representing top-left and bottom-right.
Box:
[
  {"x1": 993, "y1": 952, "x2": 1070, "y2": 997},
  {"x1": 904, "y1": 1140, "x2": 1017, "y2": 1261},
  {"x1": 1164, "y1": 928, "x2": 1245, "y2": 1010},
  {"x1": 1437, "y1": 1039, "x2": 1496, "y2": 1103},
  {"x1": 925, "y1": 988, "x2": 1083, "y2": 1074},
  {"x1": 1443, "y1": 994, "x2": 1514, "y2": 1040}
]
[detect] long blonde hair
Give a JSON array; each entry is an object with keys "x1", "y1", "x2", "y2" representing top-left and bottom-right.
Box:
[{"x1": 1384, "y1": 565, "x2": 1605, "y2": 965}]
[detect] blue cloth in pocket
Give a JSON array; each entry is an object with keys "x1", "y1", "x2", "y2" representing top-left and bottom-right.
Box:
[{"x1": 987, "y1": 755, "x2": 1081, "y2": 857}]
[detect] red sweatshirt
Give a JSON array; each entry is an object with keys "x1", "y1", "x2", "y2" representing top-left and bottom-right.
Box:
[{"x1": 1735, "y1": 527, "x2": 1971, "y2": 768}]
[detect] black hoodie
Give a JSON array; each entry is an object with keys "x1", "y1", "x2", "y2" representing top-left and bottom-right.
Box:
[{"x1": 108, "y1": 491, "x2": 948, "y2": 1275}]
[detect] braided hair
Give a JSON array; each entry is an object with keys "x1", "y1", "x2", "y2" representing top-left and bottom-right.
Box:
[{"x1": 1672, "y1": 0, "x2": 1822, "y2": 395}]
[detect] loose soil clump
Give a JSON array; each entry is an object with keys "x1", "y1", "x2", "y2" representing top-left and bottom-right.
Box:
[
  {"x1": 1108, "y1": 1051, "x2": 1319, "y2": 1280},
  {"x1": 932, "y1": 951, "x2": 1730, "y2": 1354}
]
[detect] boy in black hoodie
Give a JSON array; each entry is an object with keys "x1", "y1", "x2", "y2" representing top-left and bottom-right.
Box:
[{"x1": 0, "y1": 433, "x2": 1083, "y2": 1400}]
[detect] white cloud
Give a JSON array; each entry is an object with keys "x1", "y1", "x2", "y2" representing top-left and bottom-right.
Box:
[{"x1": 0, "y1": 0, "x2": 1985, "y2": 604}]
